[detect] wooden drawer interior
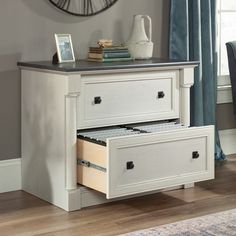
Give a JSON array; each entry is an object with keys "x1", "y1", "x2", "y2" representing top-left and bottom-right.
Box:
[{"x1": 77, "y1": 139, "x2": 107, "y2": 193}]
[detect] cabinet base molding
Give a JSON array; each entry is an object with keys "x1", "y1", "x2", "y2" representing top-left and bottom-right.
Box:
[
  {"x1": 0, "y1": 158, "x2": 22, "y2": 193},
  {"x1": 79, "y1": 185, "x2": 185, "y2": 210},
  {"x1": 21, "y1": 184, "x2": 187, "y2": 211},
  {"x1": 24, "y1": 184, "x2": 191, "y2": 212},
  {"x1": 184, "y1": 183, "x2": 195, "y2": 189}
]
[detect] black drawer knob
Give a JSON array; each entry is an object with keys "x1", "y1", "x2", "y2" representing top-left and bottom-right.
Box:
[
  {"x1": 158, "y1": 91, "x2": 165, "y2": 99},
  {"x1": 94, "y1": 96, "x2": 102, "y2": 104},
  {"x1": 192, "y1": 151, "x2": 200, "y2": 159},
  {"x1": 126, "y1": 161, "x2": 135, "y2": 170}
]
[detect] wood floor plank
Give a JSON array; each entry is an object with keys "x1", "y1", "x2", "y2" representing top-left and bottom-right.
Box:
[{"x1": 0, "y1": 156, "x2": 236, "y2": 235}]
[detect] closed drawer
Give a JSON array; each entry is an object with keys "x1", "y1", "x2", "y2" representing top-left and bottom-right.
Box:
[
  {"x1": 77, "y1": 125, "x2": 214, "y2": 199},
  {"x1": 77, "y1": 71, "x2": 179, "y2": 129}
]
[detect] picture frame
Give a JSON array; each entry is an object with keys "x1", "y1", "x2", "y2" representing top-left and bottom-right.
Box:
[{"x1": 55, "y1": 34, "x2": 75, "y2": 63}]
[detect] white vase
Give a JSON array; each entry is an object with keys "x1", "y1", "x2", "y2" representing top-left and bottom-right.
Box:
[{"x1": 126, "y1": 15, "x2": 154, "y2": 59}]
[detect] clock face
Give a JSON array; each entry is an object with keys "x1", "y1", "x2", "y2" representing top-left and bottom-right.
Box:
[{"x1": 48, "y1": 0, "x2": 118, "y2": 16}]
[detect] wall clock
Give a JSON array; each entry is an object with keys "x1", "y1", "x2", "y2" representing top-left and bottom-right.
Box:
[{"x1": 48, "y1": 0, "x2": 118, "y2": 17}]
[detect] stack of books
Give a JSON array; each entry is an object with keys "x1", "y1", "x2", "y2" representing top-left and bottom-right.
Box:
[{"x1": 88, "y1": 45, "x2": 133, "y2": 62}]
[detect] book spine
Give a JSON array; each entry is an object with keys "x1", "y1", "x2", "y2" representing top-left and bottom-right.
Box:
[
  {"x1": 90, "y1": 49, "x2": 129, "y2": 54},
  {"x1": 103, "y1": 52, "x2": 131, "y2": 58},
  {"x1": 102, "y1": 57, "x2": 134, "y2": 62},
  {"x1": 88, "y1": 53, "x2": 103, "y2": 59},
  {"x1": 89, "y1": 46, "x2": 128, "y2": 51},
  {"x1": 87, "y1": 57, "x2": 134, "y2": 62}
]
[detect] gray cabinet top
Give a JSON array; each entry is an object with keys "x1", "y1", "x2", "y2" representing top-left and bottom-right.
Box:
[{"x1": 18, "y1": 58, "x2": 199, "y2": 73}]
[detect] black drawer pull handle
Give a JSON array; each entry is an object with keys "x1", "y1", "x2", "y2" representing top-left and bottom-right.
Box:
[
  {"x1": 94, "y1": 96, "x2": 102, "y2": 104},
  {"x1": 158, "y1": 91, "x2": 165, "y2": 99},
  {"x1": 192, "y1": 151, "x2": 200, "y2": 159},
  {"x1": 126, "y1": 161, "x2": 135, "y2": 170}
]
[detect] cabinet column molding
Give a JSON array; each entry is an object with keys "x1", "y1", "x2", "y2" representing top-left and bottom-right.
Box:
[
  {"x1": 65, "y1": 93, "x2": 80, "y2": 190},
  {"x1": 179, "y1": 67, "x2": 195, "y2": 126}
]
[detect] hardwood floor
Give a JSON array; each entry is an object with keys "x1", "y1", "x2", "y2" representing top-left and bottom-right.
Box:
[{"x1": 1, "y1": 156, "x2": 236, "y2": 236}]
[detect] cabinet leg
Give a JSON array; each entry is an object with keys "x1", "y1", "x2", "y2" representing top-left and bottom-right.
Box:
[{"x1": 184, "y1": 183, "x2": 194, "y2": 189}]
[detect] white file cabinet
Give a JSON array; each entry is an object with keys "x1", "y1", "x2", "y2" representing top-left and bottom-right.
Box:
[{"x1": 19, "y1": 59, "x2": 214, "y2": 211}]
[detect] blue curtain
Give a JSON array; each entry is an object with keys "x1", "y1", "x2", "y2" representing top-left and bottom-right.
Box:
[{"x1": 169, "y1": 0, "x2": 226, "y2": 161}]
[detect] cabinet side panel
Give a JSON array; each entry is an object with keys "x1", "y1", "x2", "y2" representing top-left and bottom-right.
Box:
[{"x1": 21, "y1": 70, "x2": 71, "y2": 210}]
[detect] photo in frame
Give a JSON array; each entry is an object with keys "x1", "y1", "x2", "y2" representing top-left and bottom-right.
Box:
[{"x1": 55, "y1": 34, "x2": 75, "y2": 63}]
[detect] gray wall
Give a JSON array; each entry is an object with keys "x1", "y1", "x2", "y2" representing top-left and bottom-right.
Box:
[{"x1": 0, "y1": 0, "x2": 170, "y2": 160}]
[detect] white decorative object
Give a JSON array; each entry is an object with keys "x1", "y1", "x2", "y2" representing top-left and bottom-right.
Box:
[
  {"x1": 55, "y1": 34, "x2": 75, "y2": 63},
  {"x1": 126, "y1": 15, "x2": 154, "y2": 59}
]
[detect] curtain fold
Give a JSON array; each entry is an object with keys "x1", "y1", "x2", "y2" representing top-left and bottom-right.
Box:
[{"x1": 169, "y1": 0, "x2": 226, "y2": 160}]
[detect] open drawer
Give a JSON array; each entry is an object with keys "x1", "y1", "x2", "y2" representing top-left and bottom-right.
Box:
[{"x1": 77, "y1": 123, "x2": 214, "y2": 199}]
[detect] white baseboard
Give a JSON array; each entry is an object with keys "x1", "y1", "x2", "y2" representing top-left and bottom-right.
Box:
[
  {"x1": 219, "y1": 129, "x2": 236, "y2": 155},
  {"x1": 0, "y1": 158, "x2": 22, "y2": 193}
]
